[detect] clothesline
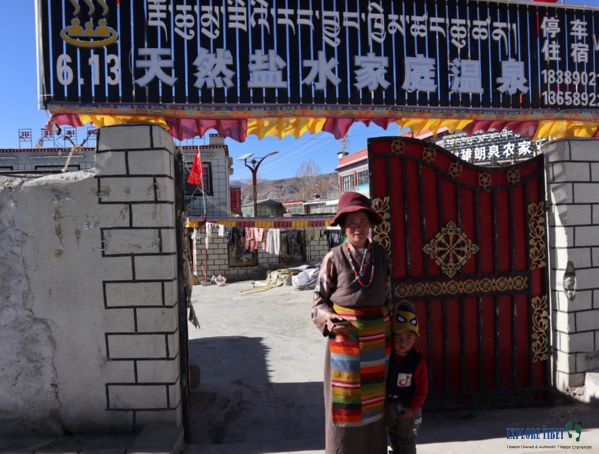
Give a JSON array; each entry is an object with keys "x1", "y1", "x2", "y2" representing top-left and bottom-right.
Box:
[{"x1": 186, "y1": 216, "x2": 335, "y2": 229}]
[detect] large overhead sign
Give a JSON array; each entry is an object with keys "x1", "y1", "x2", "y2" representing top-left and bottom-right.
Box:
[{"x1": 37, "y1": 0, "x2": 599, "y2": 116}]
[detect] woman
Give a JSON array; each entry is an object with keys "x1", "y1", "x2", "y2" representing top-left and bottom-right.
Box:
[{"x1": 312, "y1": 191, "x2": 391, "y2": 454}]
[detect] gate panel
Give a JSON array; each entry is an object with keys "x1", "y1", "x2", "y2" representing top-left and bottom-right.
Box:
[{"x1": 368, "y1": 137, "x2": 550, "y2": 408}]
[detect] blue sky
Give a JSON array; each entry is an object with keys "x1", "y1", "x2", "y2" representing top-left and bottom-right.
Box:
[{"x1": 0, "y1": 0, "x2": 597, "y2": 180}]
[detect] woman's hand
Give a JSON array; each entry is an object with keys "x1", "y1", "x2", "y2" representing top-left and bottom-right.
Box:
[{"x1": 325, "y1": 314, "x2": 353, "y2": 337}]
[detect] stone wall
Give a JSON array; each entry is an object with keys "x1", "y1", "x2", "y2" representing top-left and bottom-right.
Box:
[
  {"x1": 193, "y1": 224, "x2": 332, "y2": 282},
  {"x1": 0, "y1": 124, "x2": 181, "y2": 436},
  {"x1": 545, "y1": 138, "x2": 599, "y2": 391}
]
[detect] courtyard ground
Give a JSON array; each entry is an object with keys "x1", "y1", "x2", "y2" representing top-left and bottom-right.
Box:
[{"x1": 186, "y1": 281, "x2": 599, "y2": 454}]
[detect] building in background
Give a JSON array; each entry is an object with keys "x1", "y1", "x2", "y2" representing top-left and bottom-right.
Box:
[
  {"x1": 230, "y1": 186, "x2": 242, "y2": 215},
  {"x1": 303, "y1": 197, "x2": 338, "y2": 215},
  {"x1": 336, "y1": 148, "x2": 369, "y2": 196},
  {"x1": 181, "y1": 134, "x2": 233, "y2": 218},
  {"x1": 0, "y1": 134, "x2": 235, "y2": 220},
  {"x1": 282, "y1": 200, "x2": 305, "y2": 215},
  {"x1": 241, "y1": 199, "x2": 285, "y2": 217},
  {"x1": 0, "y1": 147, "x2": 96, "y2": 172}
]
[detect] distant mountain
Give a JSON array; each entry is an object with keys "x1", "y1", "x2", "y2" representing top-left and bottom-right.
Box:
[
  {"x1": 230, "y1": 179, "x2": 251, "y2": 189},
  {"x1": 236, "y1": 172, "x2": 339, "y2": 204}
]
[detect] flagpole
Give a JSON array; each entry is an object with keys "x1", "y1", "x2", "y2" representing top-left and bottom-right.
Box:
[
  {"x1": 201, "y1": 157, "x2": 209, "y2": 285},
  {"x1": 187, "y1": 147, "x2": 210, "y2": 285}
]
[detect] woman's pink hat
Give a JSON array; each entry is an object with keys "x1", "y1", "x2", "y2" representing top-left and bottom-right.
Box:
[{"x1": 331, "y1": 191, "x2": 383, "y2": 226}]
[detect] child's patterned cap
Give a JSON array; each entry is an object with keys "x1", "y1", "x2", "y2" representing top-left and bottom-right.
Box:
[{"x1": 392, "y1": 299, "x2": 419, "y2": 336}]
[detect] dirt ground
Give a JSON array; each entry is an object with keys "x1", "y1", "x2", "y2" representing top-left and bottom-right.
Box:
[{"x1": 186, "y1": 281, "x2": 325, "y2": 452}]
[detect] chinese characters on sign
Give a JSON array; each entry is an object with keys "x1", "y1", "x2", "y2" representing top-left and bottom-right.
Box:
[
  {"x1": 437, "y1": 130, "x2": 547, "y2": 164},
  {"x1": 18, "y1": 129, "x2": 32, "y2": 148},
  {"x1": 39, "y1": 0, "x2": 599, "y2": 111}
]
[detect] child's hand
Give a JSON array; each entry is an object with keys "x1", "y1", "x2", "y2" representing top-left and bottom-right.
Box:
[{"x1": 399, "y1": 407, "x2": 414, "y2": 420}]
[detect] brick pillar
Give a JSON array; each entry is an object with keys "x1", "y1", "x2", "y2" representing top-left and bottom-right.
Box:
[
  {"x1": 97, "y1": 124, "x2": 182, "y2": 428},
  {"x1": 546, "y1": 139, "x2": 599, "y2": 392}
]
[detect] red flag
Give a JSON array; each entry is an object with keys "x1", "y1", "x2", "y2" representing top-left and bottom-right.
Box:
[{"x1": 187, "y1": 148, "x2": 204, "y2": 187}]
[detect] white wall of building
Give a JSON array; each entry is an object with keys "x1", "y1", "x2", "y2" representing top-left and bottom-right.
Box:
[
  {"x1": 0, "y1": 148, "x2": 96, "y2": 172},
  {"x1": 182, "y1": 135, "x2": 231, "y2": 218}
]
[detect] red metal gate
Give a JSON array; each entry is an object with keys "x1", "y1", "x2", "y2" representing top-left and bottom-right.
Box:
[{"x1": 368, "y1": 137, "x2": 550, "y2": 408}]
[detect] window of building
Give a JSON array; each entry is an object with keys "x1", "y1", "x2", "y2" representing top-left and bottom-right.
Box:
[
  {"x1": 341, "y1": 174, "x2": 354, "y2": 192},
  {"x1": 202, "y1": 163, "x2": 213, "y2": 195},
  {"x1": 356, "y1": 170, "x2": 369, "y2": 186},
  {"x1": 185, "y1": 162, "x2": 213, "y2": 196}
]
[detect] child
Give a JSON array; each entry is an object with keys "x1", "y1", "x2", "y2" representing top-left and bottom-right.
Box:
[{"x1": 386, "y1": 300, "x2": 428, "y2": 454}]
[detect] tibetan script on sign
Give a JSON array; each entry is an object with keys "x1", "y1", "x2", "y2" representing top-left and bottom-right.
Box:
[{"x1": 37, "y1": 0, "x2": 599, "y2": 112}]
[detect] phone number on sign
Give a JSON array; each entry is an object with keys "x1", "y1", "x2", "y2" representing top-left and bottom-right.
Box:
[
  {"x1": 541, "y1": 69, "x2": 599, "y2": 107},
  {"x1": 542, "y1": 70, "x2": 598, "y2": 86},
  {"x1": 541, "y1": 89, "x2": 599, "y2": 107}
]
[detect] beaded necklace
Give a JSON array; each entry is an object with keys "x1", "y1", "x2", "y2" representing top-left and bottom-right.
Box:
[{"x1": 346, "y1": 242, "x2": 376, "y2": 287}]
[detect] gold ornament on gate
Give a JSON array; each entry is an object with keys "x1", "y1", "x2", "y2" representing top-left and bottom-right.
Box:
[
  {"x1": 372, "y1": 196, "x2": 391, "y2": 254},
  {"x1": 422, "y1": 147, "x2": 437, "y2": 163},
  {"x1": 423, "y1": 221, "x2": 479, "y2": 278},
  {"x1": 391, "y1": 140, "x2": 405, "y2": 155},
  {"x1": 531, "y1": 295, "x2": 549, "y2": 363},
  {"x1": 478, "y1": 172, "x2": 492, "y2": 189},
  {"x1": 448, "y1": 162, "x2": 463, "y2": 179},
  {"x1": 507, "y1": 169, "x2": 520, "y2": 184},
  {"x1": 395, "y1": 275, "x2": 528, "y2": 298},
  {"x1": 528, "y1": 202, "x2": 547, "y2": 270}
]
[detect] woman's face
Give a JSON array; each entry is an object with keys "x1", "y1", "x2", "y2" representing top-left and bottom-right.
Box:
[{"x1": 343, "y1": 211, "x2": 371, "y2": 248}]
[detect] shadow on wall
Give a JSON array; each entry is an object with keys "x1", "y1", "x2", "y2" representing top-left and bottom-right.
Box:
[{"x1": 188, "y1": 336, "x2": 324, "y2": 451}]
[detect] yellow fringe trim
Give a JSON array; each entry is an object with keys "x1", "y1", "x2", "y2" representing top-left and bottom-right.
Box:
[
  {"x1": 533, "y1": 121, "x2": 599, "y2": 140},
  {"x1": 64, "y1": 114, "x2": 599, "y2": 142},
  {"x1": 246, "y1": 117, "x2": 327, "y2": 139},
  {"x1": 396, "y1": 118, "x2": 473, "y2": 136},
  {"x1": 79, "y1": 114, "x2": 169, "y2": 129}
]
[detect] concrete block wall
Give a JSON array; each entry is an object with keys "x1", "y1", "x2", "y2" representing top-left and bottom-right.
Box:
[
  {"x1": 305, "y1": 229, "x2": 331, "y2": 263},
  {"x1": 194, "y1": 225, "x2": 333, "y2": 282},
  {"x1": 546, "y1": 139, "x2": 599, "y2": 391},
  {"x1": 0, "y1": 124, "x2": 181, "y2": 436}
]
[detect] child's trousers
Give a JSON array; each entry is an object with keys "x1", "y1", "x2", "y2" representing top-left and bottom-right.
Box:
[{"x1": 385, "y1": 404, "x2": 422, "y2": 454}]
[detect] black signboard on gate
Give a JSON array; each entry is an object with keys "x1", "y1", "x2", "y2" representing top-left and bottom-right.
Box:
[{"x1": 37, "y1": 0, "x2": 599, "y2": 114}]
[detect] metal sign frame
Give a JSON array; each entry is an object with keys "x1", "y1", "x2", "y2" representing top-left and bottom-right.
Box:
[{"x1": 36, "y1": 0, "x2": 599, "y2": 119}]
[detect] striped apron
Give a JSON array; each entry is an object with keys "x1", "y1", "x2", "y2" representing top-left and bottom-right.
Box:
[{"x1": 329, "y1": 304, "x2": 391, "y2": 427}]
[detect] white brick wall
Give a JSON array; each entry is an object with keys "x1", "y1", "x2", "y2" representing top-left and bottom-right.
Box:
[
  {"x1": 194, "y1": 225, "x2": 333, "y2": 282},
  {"x1": 546, "y1": 138, "x2": 599, "y2": 392},
  {"x1": 98, "y1": 125, "x2": 181, "y2": 430},
  {"x1": 552, "y1": 162, "x2": 590, "y2": 182}
]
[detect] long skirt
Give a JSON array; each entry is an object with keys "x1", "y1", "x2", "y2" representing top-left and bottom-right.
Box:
[
  {"x1": 323, "y1": 305, "x2": 390, "y2": 454},
  {"x1": 323, "y1": 347, "x2": 388, "y2": 454}
]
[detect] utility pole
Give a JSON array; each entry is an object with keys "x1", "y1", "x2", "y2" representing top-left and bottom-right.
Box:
[{"x1": 238, "y1": 151, "x2": 279, "y2": 217}]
